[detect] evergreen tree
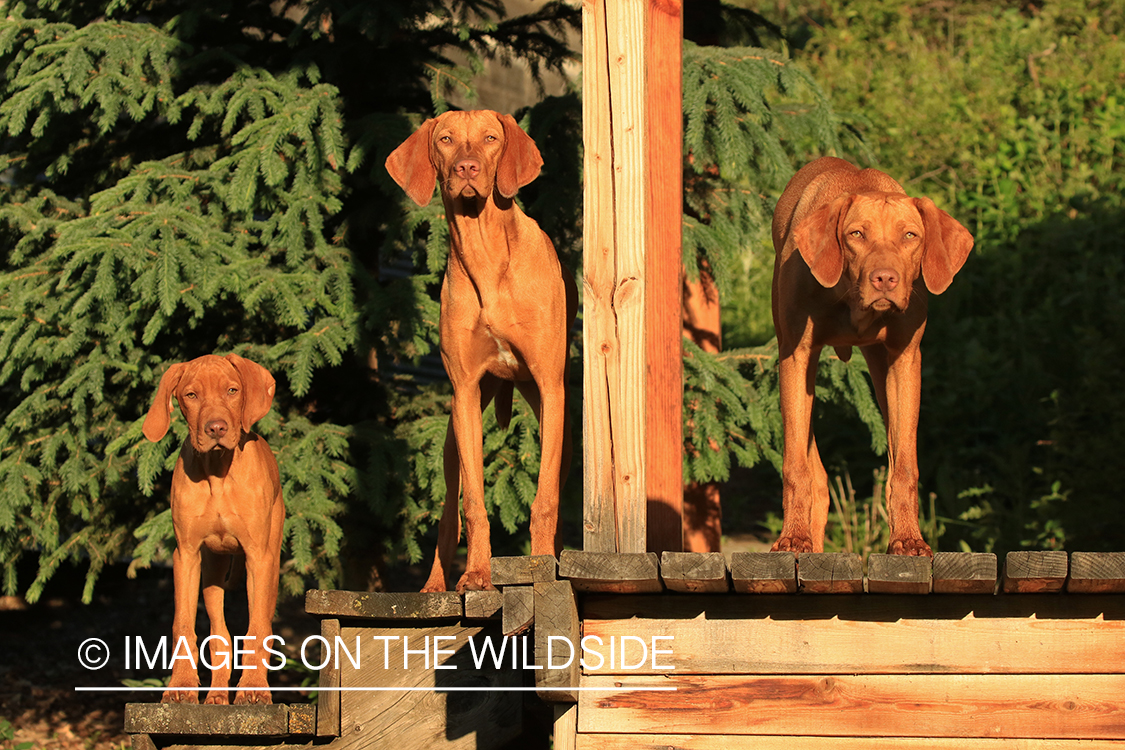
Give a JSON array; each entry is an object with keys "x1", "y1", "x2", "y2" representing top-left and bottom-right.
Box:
[{"x1": 0, "y1": 0, "x2": 877, "y2": 601}]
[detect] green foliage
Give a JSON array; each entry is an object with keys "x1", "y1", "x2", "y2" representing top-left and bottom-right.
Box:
[{"x1": 0, "y1": 0, "x2": 581, "y2": 601}]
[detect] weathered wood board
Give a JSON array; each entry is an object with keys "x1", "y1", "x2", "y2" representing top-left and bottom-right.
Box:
[
  {"x1": 327, "y1": 623, "x2": 522, "y2": 750},
  {"x1": 580, "y1": 595, "x2": 1125, "y2": 675},
  {"x1": 575, "y1": 735, "x2": 1125, "y2": 749},
  {"x1": 578, "y1": 674, "x2": 1125, "y2": 739}
]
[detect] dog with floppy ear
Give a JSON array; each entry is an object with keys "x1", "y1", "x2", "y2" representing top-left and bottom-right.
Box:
[
  {"x1": 143, "y1": 353, "x2": 285, "y2": 704},
  {"x1": 771, "y1": 156, "x2": 973, "y2": 557},
  {"x1": 386, "y1": 110, "x2": 578, "y2": 592}
]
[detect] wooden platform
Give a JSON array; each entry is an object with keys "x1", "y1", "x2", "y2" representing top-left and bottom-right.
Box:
[{"x1": 123, "y1": 551, "x2": 1125, "y2": 750}]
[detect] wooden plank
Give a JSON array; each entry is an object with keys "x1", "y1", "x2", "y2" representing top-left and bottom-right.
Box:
[
  {"x1": 1068, "y1": 552, "x2": 1125, "y2": 593},
  {"x1": 464, "y1": 589, "x2": 503, "y2": 620},
  {"x1": 577, "y1": 674, "x2": 1125, "y2": 739},
  {"x1": 933, "y1": 552, "x2": 998, "y2": 594},
  {"x1": 867, "y1": 554, "x2": 932, "y2": 594},
  {"x1": 1003, "y1": 551, "x2": 1068, "y2": 593},
  {"x1": 559, "y1": 550, "x2": 662, "y2": 593},
  {"x1": 332, "y1": 624, "x2": 522, "y2": 750},
  {"x1": 660, "y1": 552, "x2": 729, "y2": 593},
  {"x1": 580, "y1": 594, "x2": 1125, "y2": 675},
  {"x1": 535, "y1": 580, "x2": 581, "y2": 702},
  {"x1": 316, "y1": 618, "x2": 341, "y2": 737},
  {"x1": 554, "y1": 704, "x2": 578, "y2": 750},
  {"x1": 576, "y1": 735, "x2": 1125, "y2": 749},
  {"x1": 603, "y1": 0, "x2": 650, "y2": 554},
  {"x1": 643, "y1": 0, "x2": 684, "y2": 555},
  {"x1": 129, "y1": 734, "x2": 156, "y2": 750},
  {"x1": 123, "y1": 704, "x2": 290, "y2": 735},
  {"x1": 304, "y1": 590, "x2": 461, "y2": 619},
  {"x1": 490, "y1": 555, "x2": 557, "y2": 585},
  {"x1": 287, "y1": 704, "x2": 316, "y2": 736},
  {"x1": 730, "y1": 551, "x2": 796, "y2": 593},
  {"x1": 502, "y1": 586, "x2": 534, "y2": 636},
  {"x1": 797, "y1": 553, "x2": 863, "y2": 593}
]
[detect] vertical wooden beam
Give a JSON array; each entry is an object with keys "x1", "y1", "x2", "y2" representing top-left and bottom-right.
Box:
[
  {"x1": 644, "y1": 0, "x2": 684, "y2": 554},
  {"x1": 582, "y1": 0, "x2": 649, "y2": 553}
]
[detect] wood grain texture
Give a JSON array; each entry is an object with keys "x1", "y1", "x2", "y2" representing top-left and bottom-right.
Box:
[
  {"x1": 1003, "y1": 551, "x2": 1068, "y2": 593},
  {"x1": 559, "y1": 550, "x2": 663, "y2": 592},
  {"x1": 643, "y1": 0, "x2": 684, "y2": 555},
  {"x1": 867, "y1": 554, "x2": 932, "y2": 594},
  {"x1": 502, "y1": 586, "x2": 534, "y2": 636},
  {"x1": 463, "y1": 590, "x2": 503, "y2": 620},
  {"x1": 660, "y1": 552, "x2": 729, "y2": 593},
  {"x1": 1067, "y1": 552, "x2": 1125, "y2": 593},
  {"x1": 580, "y1": 594, "x2": 1125, "y2": 675},
  {"x1": 797, "y1": 553, "x2": 863, "y2": 593},
  {"x1": 287, "y1": 705, "x2": 316, "y2": 736},
  {"x1": 577, "y1": 674, "x2": 1125, "y2": 739},
  {"x1": 604, "y1": 0, "x2": 649, "y2": 553},
  {"x1": 575, "y1": 734, "x2": 1125, "y2": 749},
  {"x1": 317, "y1": 618, "x2": 341, "y2": 737},
  {"x1": 304, "y1": 590, "x2": 462, "y2": 620},
  {"x1": 490, "y1": 555, "x2": 557, "y2": 586},
  {"x1": 730, "y1": 552, "x2": 797, "y2": 593},
  {"x1": 534, "y1": 580, "x2": 581, "y2": 701},
  {"x1": 933, "y1": 552, "x2": 998, "y2": 594},
  {"x1": 581, "y1": 0, "x2": 618, "y2": 553},
  {"x1": 332, "y1": 624, "x2": 521, "y2": 750},
  {"x1": 554, "y1": 704, "x2": 578, "y2": 750}
]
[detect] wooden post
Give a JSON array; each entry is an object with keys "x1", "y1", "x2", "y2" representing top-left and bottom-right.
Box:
[
  {"x1": 645, "y1": 0, "x2": 685, "y2": 554},
  {"x1": 582, "y1": 0, "x2": 684, "y2": 554}
]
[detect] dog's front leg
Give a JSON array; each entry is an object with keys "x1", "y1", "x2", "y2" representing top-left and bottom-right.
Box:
[
  {"x1": 200, "y1": 550, "x2": 233, "y2": 704},
  {"x1": 234, "y1": 544, "x2": 279, "y2": 704},
  {"x1": 163, "y1": 544, "x2": 203, "y2": 703},
  {"x1": 451, "y1": 378, "x2": 494, "y2": 591},
  {"x1": 421, "y1": 423, "x2": 463, "y2": 592},
  {"x1": 882, "y1": 344, "x2": 931, "y2": 556},
  {"x1": 773, "y1": 344, "x2": 826, "y2": 553},
  {"x1": 525, "y1": 377, "x2": 567, "y2": 557}
]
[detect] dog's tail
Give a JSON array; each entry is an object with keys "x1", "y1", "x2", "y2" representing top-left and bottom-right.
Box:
[{"x1": 495, "y1": 380, "x2": 514, "y2": 430}]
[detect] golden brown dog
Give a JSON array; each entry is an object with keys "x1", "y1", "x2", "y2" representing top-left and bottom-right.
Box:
[
  {"x1": 386, "y1": 110, "x2": 577, "y2": 592},
  {"x1": 143, "y1": 353, "x2": 285, "y2": 703},
  {"x1": 771, "y1": 157, "x2": 973, "y2": 556}
]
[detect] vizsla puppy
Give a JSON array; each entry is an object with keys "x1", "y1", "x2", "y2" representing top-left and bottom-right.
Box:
[
  {"x1": 386, "y1": 110, "x2": 577, "y2": 592},
  {"x1": 771, "y1": 157, "x2": 973, "y2": 556},
  {"x1": 143, "y1": 353, "x2": 285, "y2": 704}
]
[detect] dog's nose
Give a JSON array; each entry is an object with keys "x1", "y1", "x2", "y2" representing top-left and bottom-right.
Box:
[
  {"x1": 455, "y1": 159, "x2": 481, "y2": 179},
  {"x1": 205, "y1": 420, "x2": 229, "y2": 440},
  {"x1": 869, "y1": 268, "x2": 899, "y2": 292}
]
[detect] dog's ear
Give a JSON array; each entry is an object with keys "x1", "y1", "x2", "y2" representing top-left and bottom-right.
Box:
[
  {"x1": 496, "y1": 113, "x2": 543, "y2": 199},
  {"x1": 142, "y1": 362, "x2": 186, "y2": 442},
  {"x1": 914, "y1": 197, "x2": 974, "y2": 294},
  {"x1": 793, "y1": 195, "x2": 853, "y2": 288},
  {"x1": 385, "y1": 118, "x2": 438, "y2": 207},
  {"x1": 225, "y1": 353, "x2": 276, "y2": 431}
]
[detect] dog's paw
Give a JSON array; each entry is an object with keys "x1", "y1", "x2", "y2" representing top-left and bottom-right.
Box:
[
  {"x1": 161, "y1": 687, "x2": 200, "y2": 704},
  {"x1": 455, "y1": 569, "x2": 496, "y2": 592},
  {"x1": 771, "y1": 536, "x2": 814, "y2": 553},
  {"x1": 203, "y1": 691, "x2": 230, "y2": 705},
  {"x1": 420, "y1": 576, "x2": 448, "y2": 593},
  {"x1": 888, "y1": 537, "x2": 933, "y2": 557},
  {"x1": 233, "y1": 687, "x2": 272, "y2": 705}
]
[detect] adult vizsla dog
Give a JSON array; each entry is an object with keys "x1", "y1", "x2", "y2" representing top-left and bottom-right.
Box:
[
  {"x1": 143, "y1": 353, "x2": 285, "y2": 704},
  {"x1": 771, "y1": 157, "x2": 973, "y2": 556},
  {"x1": 386, "y1": 110, "x2": 577, "y2": 592}
]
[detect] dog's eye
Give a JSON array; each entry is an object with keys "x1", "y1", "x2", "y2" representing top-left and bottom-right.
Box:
[
  {"x1": 227, "y1": 387, "x2": 239, "y2": 395},
  {"x1": 439, "y1": 136, "x2": 452, "y2": 144},
  {"x1": 849, "y1": 230, "x2": 863, "y2": 239},
  {"x1": 185, "y1": 392, "x2": 197, "y2": 400},
  {"x1": 905, "y1": 231, "x2": 918, "y2": 239},
  {"x1": 485, "y1": 135, "x2": 497, "y2": 142}
]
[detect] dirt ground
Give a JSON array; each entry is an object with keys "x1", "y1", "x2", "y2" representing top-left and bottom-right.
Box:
[{"x1": 0, "y1": 564, "x2": 326, "y2": 750}]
